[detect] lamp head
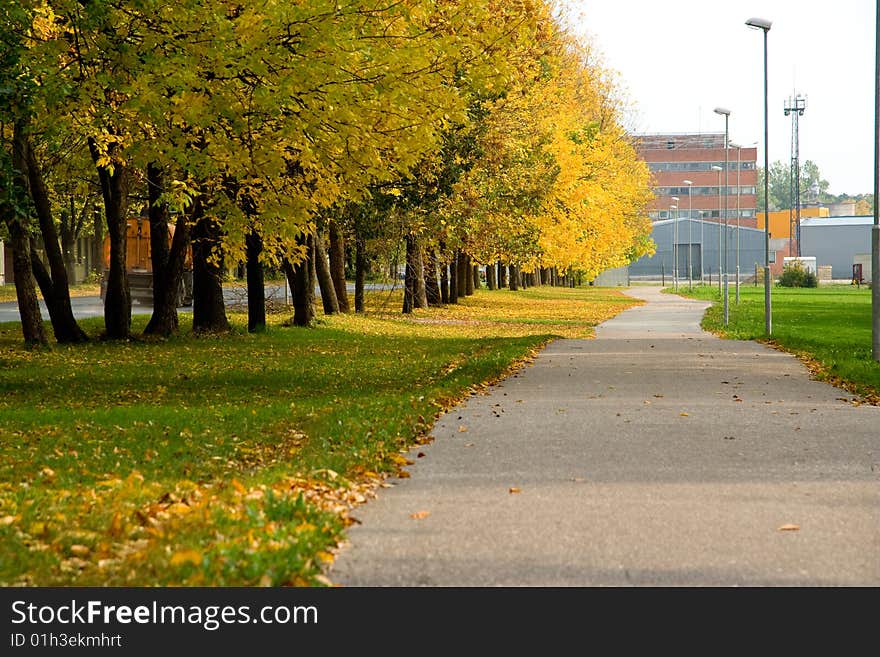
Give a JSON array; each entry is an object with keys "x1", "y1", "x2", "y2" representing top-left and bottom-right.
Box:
[
  {"x1": 671, "y1": 196, "x2": 680, "y2": 202},
  {"x1": 745, "y1": 17, "x2": 772, "y2": 31},
  {"x1": 683, "y1": 179, "x2": 693, "y2": 185},
  {"x1": 711, "y1": 165, "x2": 723, "y2": 171},
  {"x1": 714, "y1": 107, "x2": 731, "y2": 117}
]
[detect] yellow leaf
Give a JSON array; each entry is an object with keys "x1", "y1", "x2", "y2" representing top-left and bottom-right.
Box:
[
  {"x1": 458, "y1": 425, "x2": 469, "y2": 432},
  {"x1": 231, "y1": 479, "x2": 246, "y2": 494},
  {"x1": 69, "y1": 544, "x2": 90, "y2": 557},
  {"x1": 410, "y1": 511, "x2": 430, "y2": 520},
  {"x1": 509, "y1": 487, "x2": 522, "y2": 494},
  {"x1": 170, "y1": 550, "x2": 203, "y2": 567},
  {"x1": 167, "y1": 503, "x2": 191, "y2": 515},
  {"x1": 778, "y1": 524, "x2": 800, "y2": 532},
  {"x1": 680, "y1": 412, "x2": 689, "y2": 417},
  {"x1": 0, "y1": 515, "x2": 16, "y2": 526}
]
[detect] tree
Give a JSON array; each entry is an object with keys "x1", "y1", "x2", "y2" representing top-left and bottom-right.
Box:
[{"x1": 758, "y1": 159, "x2": 831, "y2": 211}]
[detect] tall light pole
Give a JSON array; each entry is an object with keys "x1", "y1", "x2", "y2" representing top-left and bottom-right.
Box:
[
  {"x1": 699, "y1": 210, "x2": 705, "y2": 282},
  {"x1": 683, "y1": 179, "x2": 694, "y2": 288},
  {"x1": 671, "y1": 197, "x2": 680, "y2": 291},
  {"x1": 715, "y1": 107, "x2": 731, "y2": 326},
  {"x1": 712, "y1": 165, "x2": 723, "y2": 293},
  {"x1": 873, "y1": 0, "x2": 879, "y2": 361},
  {"x1": 747, "y1": 16, "x2": 772, "y2": 335}
]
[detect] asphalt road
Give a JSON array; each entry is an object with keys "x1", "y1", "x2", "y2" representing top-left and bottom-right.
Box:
[
  {"x1": 0, "y1": 282, "x2": 394, "y2": 323},
  {"x1": 329, "y1": 287, "x2": 880, "y2": 586}
]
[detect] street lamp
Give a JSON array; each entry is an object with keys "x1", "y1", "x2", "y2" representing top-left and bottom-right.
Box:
[
  {"x1": 746, "y1": 16, "x2": 773, "y2": 336},
  {"x1": 671, "y1": 197, "x2": 680, "y2": 291},
  {"x1": 698, "y1": 210, "x2": 705, "y2": 282},
  {"x1": 715, "y1": 107, "x2": 731, "y2": 326},
  {"x1": 711, "y1": 165, "x2": 723, "y2": 293},
  {"x1": 683, "y1": 180, "x2": 694, "y2": 288},
  {"x1": 873, "y1": 0, "x2": 879, "y2": 361}
]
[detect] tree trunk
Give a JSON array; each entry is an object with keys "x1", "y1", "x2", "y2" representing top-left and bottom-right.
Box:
[
  {"x1": 88, "y1": 137, "x2": 131, "y2": 340},
  {"x1": 509, "y1": 265, "x2": 519, "y2": 291},
  {"x1": 424, "y1": 249, "x2": 442, "y2": 306},
  {"x1": 448, "y1": 258, "x2": 458, "y2": 304},
  {"x1": 191, "y1": 208, "x2": 230, "y2": 334},
  {"x1": 146, "y1": 164, "x2": 170, "y2": 309},
  {"x1": 20, "y1": 126, "x2": 87, "y2": 343},
  {"x1": 464, "y1": 254, "x2": 474, "y2": 296},
  {"x1": 403, "y1": 234, "x2": 417, "y2": 314},
  {"x1": 308, "y1": 234, "x2": 317, "y2": 306},
  {"x1": 2, "y1": 210, "x2": 47, "y2": 346},
  {"x1": 497, "y1": 261, "x2": 507, "y2": 288},
  {"x1": 439, "y1": 256, "x2": 449, "y2": 303},
  {"x1": 246, "y1": 228, "x2": 266, "y2": 332},
  {"x1": 456, "y1": 250, "x2": 467, "y2": 298},
  {"x1": 284, "y1": 234, "x2": 314, "y2": 326},
  {"x1": 145, "y1": 213, "x2": 189, "y2": 337},
  {"x1": 486, "y1": 264, "x2": 496, "y2": 290},
  {"x1": 314, "y1": 231, "x2": 339, "y2": 315},
  {"x1": 354, "y1": 233, "x2": 366, "y2": 313},
  {"x1": 91, "y1": 206, "x2": 104, "y2": 278},
  {"x1": 414, "y1": 239, "x2": 428, "y2": 309},
  {"x1": 144, "y1": 164, "x2": 178, "y2": 336},
  {"x1": 328, "y1": 220, "x2": 349, "y2": 312},
  {"x1": 60, "y1": 204, "x2": 76, "y2": 284},
  {"x1": 472, "y1": 264, "x2": 481, "y2": 290}
]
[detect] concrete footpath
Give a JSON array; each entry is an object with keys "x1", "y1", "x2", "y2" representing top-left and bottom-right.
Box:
[{"x1": 329, "y1": 287, "x2": 879, "y2": 586}]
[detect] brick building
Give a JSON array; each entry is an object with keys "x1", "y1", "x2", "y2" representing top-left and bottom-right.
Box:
[{"x1": 636, "y1": 133, "x2": 758, "y2": 226}]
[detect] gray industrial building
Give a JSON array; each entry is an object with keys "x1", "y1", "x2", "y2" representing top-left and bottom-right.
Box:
[
  {"x1": 629, "y1": 218, "x2": 766, "y2": 281},
  {"x1": 800, "y1": 216, "x2": 873, "y2": 280}
]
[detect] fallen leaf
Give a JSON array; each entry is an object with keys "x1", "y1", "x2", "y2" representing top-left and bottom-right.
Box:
[
  {"x1": 69, "y1": 544, "x2": 90, "y2": 557},
  {"x1": 170, "y1": 550, "x2": 202, "y2": 566},
  {"x1": 410, "y1": 511, "x2": 430, "y2": 519},
  {"x1": 778, "y1": 524, "x2": 800, "y2": 532},
  {"x1": 231, "y1": 479, "x2": 246, "y2": 494},
  {"x1": 680, "y1": 412, "x2": 689, "y2": 417},
  {"x1": 0, "y1": 515, "x2": 16, "y2": 526},
  {"x1": 509, "y1": 487, "x2": 522, "y2": 494},
  {"x1": 458, "y1": 425, "x2": 468, "y2": 433}
]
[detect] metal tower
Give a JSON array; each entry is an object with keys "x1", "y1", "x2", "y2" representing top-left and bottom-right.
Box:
[{"x1": 784, "y1": 94, "x2": 806, "y2": 256}]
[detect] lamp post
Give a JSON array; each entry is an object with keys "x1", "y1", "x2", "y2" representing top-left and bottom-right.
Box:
[
  {"x1": 711, "y1": 165, "x2": 723, "y2": 293},
  {"x1": 699, "y1": 210, "x2": 705, "y2": 282},
  {"x1": 671, "y1": 197, "x2": 680, "y2": 291},
  {"x1": 873, "y1": 0, "x2": 879, "y2": 362},
  {"x1": 747, "y1": 16, "x2": 773, "y2": 336},
  {"x1": 715, "y1": 107, "x2": 731, "y2": 326},
  {"x1": 683, "y1": 180, "x2": 694, "y2": 288}
]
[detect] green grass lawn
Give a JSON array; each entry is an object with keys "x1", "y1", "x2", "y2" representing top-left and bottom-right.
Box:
[
  {"x1": 675, "y1": 283, "x2": 880, "y2": 400},
  {"x1": 0, "y1": 286, "x2": 636, "y2": 586}
]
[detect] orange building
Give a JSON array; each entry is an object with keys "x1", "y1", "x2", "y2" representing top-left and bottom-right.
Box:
[{"x1": 756, "y1": 207, "x2": 829, "y2": 239}]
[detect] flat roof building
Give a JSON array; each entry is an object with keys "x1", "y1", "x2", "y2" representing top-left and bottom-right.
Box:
[
  {"x1": 800, "y1": 216, "x2": 874, "y2": 280},
  {"x1": 635, "y1": 133, "x2": 758, "y2": 225}
]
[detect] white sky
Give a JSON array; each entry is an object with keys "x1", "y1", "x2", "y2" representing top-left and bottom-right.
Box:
[{"x1": 560, "y1": 0, "x2": 877, "y2": 196}]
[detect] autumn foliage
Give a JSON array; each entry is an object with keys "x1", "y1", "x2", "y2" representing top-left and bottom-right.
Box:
[{"x1": 2, "y1": 0, "x2": 654, "y2": 340}]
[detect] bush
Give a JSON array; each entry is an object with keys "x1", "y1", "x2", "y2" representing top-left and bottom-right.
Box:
[{"x1": 778, "y1": 261, "x2": 818, "y2": 288}]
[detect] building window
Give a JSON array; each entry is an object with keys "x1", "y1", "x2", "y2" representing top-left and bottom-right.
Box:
[{"x1": 666, "y1": 140, "x2": 674, "y2": 149}]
